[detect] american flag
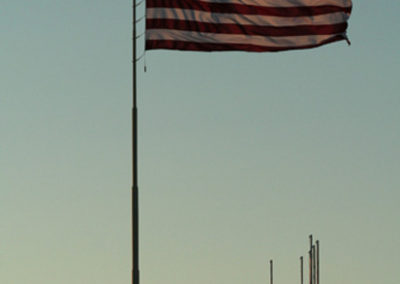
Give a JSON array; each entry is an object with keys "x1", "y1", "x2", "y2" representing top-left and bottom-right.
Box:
[{"x1": 146, "y1": 0, "x2": 352, "y2": 52}]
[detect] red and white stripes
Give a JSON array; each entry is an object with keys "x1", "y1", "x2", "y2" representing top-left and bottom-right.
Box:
[{"x1": 146, "y1": 0, "x2": 352, "y2": 52}]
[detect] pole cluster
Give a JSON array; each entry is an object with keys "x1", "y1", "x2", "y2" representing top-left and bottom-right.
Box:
[
  {"x1": 269, "y1": 235, "x2": 321, "y2": 284},
  {"x1": 305, "y1": 235, "x2": 320, "y2": 284}
]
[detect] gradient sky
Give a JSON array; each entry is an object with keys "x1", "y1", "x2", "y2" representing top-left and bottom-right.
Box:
[{"x1": 1, "y1": 1, "x2": 399, "y2": 284}]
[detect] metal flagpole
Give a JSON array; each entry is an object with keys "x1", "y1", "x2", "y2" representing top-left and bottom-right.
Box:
[
  {"x1": 309, "y1": 235, "x2": 313, "y2": 284},
  {"x1": 270, "y1": 260, "x2": 273, "y2": 284},
  {"x1": 316, "y1": 241, "x2": 320, "y2": 284},
  {"x1": 132, "y1": 0, "x2": 139, "y2": 284},
  {"x1": 300, "y1": 256, "x2": 304, "y2": 284},
  {"x1": 312, "y1": 245, "x2": 316, "y2": 284}
]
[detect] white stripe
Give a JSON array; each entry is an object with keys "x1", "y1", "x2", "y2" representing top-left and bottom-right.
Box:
[
  {"x1": 198, "y1": 0, "x2": 352, "y2": 8},
  {"x1": 147, "y1": 9, "x2": 350, "y2": 27},
  {"x1": 147, "y1": 29, "x2": 344, "y2": 47}
]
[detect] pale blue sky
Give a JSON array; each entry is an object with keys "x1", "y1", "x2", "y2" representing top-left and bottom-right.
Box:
[{"x1": 1, "y1": 1, "x2": 399, "y2": 284}]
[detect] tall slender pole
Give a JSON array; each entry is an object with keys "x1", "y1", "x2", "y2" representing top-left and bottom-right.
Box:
[
  {"x1": 270, "y1": 260, "x2": 273, "y2": 284},
  {"x1": 300, "y1": 256, "x2": 304, "y2": 284},
  {"x1": 132, "y1": 1, "x2": 139, "y2": 284}
]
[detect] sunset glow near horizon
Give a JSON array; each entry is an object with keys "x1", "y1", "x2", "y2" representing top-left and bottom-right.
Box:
[{"x1": 1, "y1": 1, "x2": 399, "y2": 284}]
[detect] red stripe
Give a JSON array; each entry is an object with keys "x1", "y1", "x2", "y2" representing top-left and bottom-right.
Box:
[
  {"x1": 146, "y1": 35, "x2": 346, "y2": 52},
  {"x1": 147, "y1": 19, "x2": 348, "y2": 37},
  {"x1": 147, "y1": 0, "x2": 352, "y2": 17}
]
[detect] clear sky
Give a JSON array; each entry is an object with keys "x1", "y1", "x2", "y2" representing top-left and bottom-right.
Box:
[{"x1": 1, "y1": 1, "x2": 399, "y2": 284}]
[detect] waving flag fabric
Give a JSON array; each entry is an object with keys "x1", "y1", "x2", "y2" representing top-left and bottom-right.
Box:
[{"x1": 146, "y1": 0, "x2": 352, "y2": 52}]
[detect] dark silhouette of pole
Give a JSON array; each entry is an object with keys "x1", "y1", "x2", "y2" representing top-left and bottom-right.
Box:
[
  {"x1": 312, "y1": 245, "x2": 316, "y2": 284},
  {"x1": 300, "y1": 256, "x2": 304, "y2": 284},
  {"x1": 132, "y1": 1, "x2": 139, "y2": 284},
  {"x1": 316, "y1": 241, "x2": 320, "y2": 284},
  {"x1": 270, "y1": 260, "x2": 273, "y2": 284},
  {"x1": 309, "y1": 235, "x2": 313, "y2": 284}
]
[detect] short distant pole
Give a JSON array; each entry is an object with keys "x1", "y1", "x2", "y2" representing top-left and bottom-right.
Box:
[
  {"x1": 300, "y1": 256, "x2": 304, "y2": 284},
  {"x1": 309, "y1": 235, "x2": 313, "y2": 284},
  {"x1": 312, "y1": 245, "x2": 316, "y2": 284},
  {"x1": 316, "y1": 241, "x2": 320, "y2": 284},
  {"x1": 270, "y1": 260, "x2": 273, "y2": 284}
]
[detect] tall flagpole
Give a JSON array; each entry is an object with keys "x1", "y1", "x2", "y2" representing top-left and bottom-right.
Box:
[{"x1": 132, "y1": 0, "x2": 139, "y2": 284}]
